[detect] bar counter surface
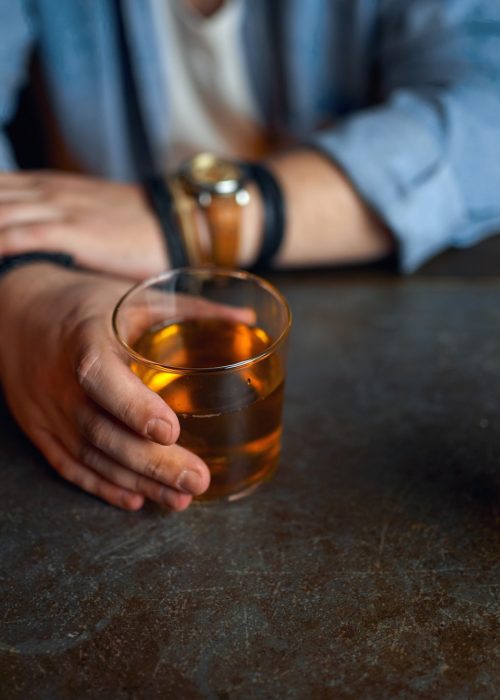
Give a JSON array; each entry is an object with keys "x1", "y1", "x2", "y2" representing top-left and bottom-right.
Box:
[{"x1": 1, "y1": 244, "x2": 499, "y2": 699}]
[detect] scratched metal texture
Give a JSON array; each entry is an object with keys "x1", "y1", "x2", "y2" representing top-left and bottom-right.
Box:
[{"x1": 1, "y1": 271, "x2": 499, "y2": 699}]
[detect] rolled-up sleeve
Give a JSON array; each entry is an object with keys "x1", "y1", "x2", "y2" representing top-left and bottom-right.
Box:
[
  {"x1": 0, "y1": 1, "x2": 35, "y2": 170},
  {"x1": 307, "y1": 0, "x2": 500, "y2": 272}
]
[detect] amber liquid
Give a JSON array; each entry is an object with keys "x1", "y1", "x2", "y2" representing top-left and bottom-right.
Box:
[{"x1": 131, "y1": 318, "x2": 285, "y2": 500}]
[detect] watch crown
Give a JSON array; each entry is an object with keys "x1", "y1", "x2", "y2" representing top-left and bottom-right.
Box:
[{"x1": 236, "y1": 190, "x2": 250, "y2": 206}]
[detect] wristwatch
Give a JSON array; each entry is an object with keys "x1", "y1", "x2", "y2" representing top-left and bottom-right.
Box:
[{"x1": 170, "y1": 153, "x2": 250, "y2": 268}]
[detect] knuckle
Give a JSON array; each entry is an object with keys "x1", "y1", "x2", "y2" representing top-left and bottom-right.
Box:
[
  {"x1": 75, "y1": 347, "x2": 101, "y2": 391},
  {"x1": 77, "y1": 440, "x2": 96, "y2": 467},
  {"x1": 133, "y1": 473, "x2": 149, "y2": 495},
  {"x1": 80, "y1": 412, "x2": 112, "y2": 450},
  {"x1": 117, "y1": 398, "x2": 136, "y2": 426},
  {"x1": 144, "y1": 454, "x2": 167, "y2": 482}
]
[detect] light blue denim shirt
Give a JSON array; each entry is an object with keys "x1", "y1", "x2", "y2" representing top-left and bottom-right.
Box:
[{"x1": 1, "y1": 0, "x2": 500, "y2": 271}]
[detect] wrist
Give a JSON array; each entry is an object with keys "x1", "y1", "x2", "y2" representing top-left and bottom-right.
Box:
[
  {"x1": 0, "y1": 252, "x2": 74, "y2": 279},
  {"x1": 133, "y1": 182, "x2": 172, "y2": 269},
  {"x1": 0, "y1": 262, "x2": 76, "y2": 326},
  {"x1": 0, "y1": 261, "x2": 51, "y2": 299},
  {"x1": 167, "y1": 154, "x2": 284, "y2": 271},
  {"x1": 238, "y1": 181, "x2": 264, "y2": 267},
  {"x1": 142, "y1": 176, "x2": 186, "y2": 269},
  {"x1": 0, "y1": 263, "x2": 51, "y2": 367}
]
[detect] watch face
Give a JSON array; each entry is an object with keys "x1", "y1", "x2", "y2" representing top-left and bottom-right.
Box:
[{"x1": 179, "y1": 153, "x2": 246, "y2": 196}]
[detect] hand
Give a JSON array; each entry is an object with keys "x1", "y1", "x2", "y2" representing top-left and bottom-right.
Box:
[
  {"x1": 0, "y1": 171, "x2": 168, "y2": 279},
  {"x1": 0, "y1": 265, "x2": 210, "y2": 511}
]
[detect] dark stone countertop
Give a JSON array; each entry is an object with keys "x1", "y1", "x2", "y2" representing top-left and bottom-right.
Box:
[{"x1": 1, "y1": 256, "x2": 500, "y2": 699}]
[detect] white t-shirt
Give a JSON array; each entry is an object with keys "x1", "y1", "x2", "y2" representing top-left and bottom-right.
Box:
[{"x1": 151, "y1": 0, "x2": 269, "y2": 169}]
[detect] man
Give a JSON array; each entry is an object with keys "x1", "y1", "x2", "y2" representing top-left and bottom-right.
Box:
[{"x1": 1, "y1": 0, "x2": 499, "y2": 510}]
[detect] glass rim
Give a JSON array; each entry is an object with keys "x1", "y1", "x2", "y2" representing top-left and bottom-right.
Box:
[{"x1": 112, "y1": 267, "x2": 292, "y2": 375}]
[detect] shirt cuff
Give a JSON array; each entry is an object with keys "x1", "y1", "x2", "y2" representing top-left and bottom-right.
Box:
[{"x1": 305, "y1": 103, "x2": 467, "y2": 273}]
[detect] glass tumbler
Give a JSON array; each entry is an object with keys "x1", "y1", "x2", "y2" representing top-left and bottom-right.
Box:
[{"x1": 112, "y1": 268, "x2": 291, "y2": 501}]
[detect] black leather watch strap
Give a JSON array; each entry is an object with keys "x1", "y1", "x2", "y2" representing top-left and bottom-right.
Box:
[
  {"x1": 142, "y1": 176, "x2": 188, "y2": 268},
  {"x1": 244, "y1": 162, "x2": 286, "y2": 271},
  {"x1": 0, "y1": 252, "x2": 75, "y2": 280}
]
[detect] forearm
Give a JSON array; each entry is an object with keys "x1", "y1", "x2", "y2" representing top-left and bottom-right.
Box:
[
  {"x1": 0, "y1": 155, "x2": 393, "y2": 277},
  {"x1": 240, "y1": 148, "x2": 394, "y2": 269}
]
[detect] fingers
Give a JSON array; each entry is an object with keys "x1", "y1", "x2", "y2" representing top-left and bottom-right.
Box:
[
  {"x1": 0, "y1": 172, "x2": 41, "y2": 188},
  {"x1": 0, "y1": 175, "x2": 67, "y2": 257},
  {"x1": 0, "y1": 174, "x2": 79, "y2": 258},
  {"x1": 0, "y1": 171, "x2": 95, "y2": 211},
  {"x1": 184, "y1": 295, "x2": 257, "y2": 326},
  {"x1": 116, "y1": 293, "x2": 257, "y2": 349},
  {"x1": 0, "y1": 170, "x2": 84, "y2": 190},
  {"x1": 75, "y1": 440, "x2": 193, "y2": 511},
  {"x1": 30, "y1": 403, "x2": 195, "y2": 511},
  {"x1": 0, "y1": 202, "x2": 62, "y2": 229},
  {"x1": 76, "y1": 401, "x2": 210, "y2": 497},
  {"x1": 74, "y1": 341, "x2": 181, "y2": 446},
  {"x1": 0, "y1": 221, "x2": 75, "y2": 257},
  {"x1": 0, "y1": 189, "x2": 41, "y2": 203},
  {"x1": 36, "y1": 429, "x2": 145, "y2": 511}
]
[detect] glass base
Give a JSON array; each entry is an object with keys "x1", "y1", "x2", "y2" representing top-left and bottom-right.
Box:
[{"x1": 194, "y1": 461, "x2": 279, "y2": 504}]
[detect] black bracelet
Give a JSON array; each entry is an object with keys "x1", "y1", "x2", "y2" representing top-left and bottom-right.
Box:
[
  {"x1": 244, "y1": 162, "x2": 286, "y2": 271},
  {"x1": 0, "y1": 252, "x2": 75, "y2": 280},
  {"x1": 143, "y1": 175, "x2": 188, "y2": 269}
]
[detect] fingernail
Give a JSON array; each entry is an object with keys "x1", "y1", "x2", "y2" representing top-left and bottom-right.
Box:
[
  {"x1": 177, "y1": 469, "x2": 203, "y2": 495},
  {"x1": 146, "y1": 418, "x2": 172, "y2": 445}
]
